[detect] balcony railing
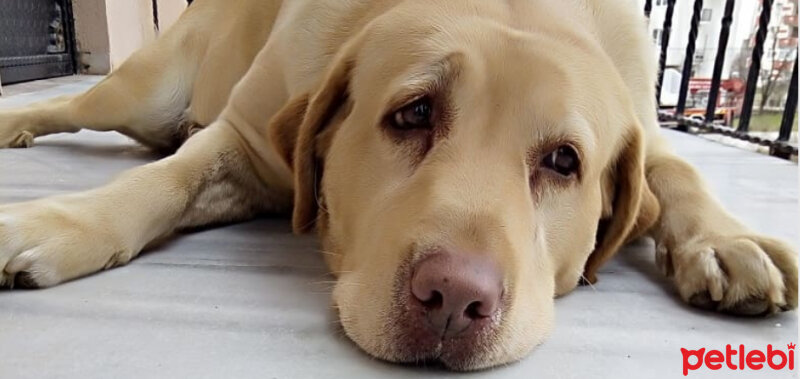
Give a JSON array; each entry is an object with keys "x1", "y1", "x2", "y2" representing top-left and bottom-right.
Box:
[{"x1": 647, "y1": 0, "x2": 799, "y2": 160}]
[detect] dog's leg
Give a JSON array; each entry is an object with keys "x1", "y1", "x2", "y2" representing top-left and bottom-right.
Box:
[
  {"x1": 0, "y1": 122, "x2": 292, "y2": 288},
  {"x1": 645, "y1": 150, "x2": 798, "y2": 315},
  {"x1": 0, "y1": 22, "x2": 204, "y2": 152}
]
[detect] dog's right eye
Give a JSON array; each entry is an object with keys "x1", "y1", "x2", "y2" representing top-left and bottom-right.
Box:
[
  {"x1": 541, "y1": 145, "x2": 580, "y2": 177},
  {"x1": 388, "y1": 98, "x2": 434, "y2": 131}
]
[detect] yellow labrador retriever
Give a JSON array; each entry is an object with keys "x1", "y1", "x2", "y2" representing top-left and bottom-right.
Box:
[{"x1": 0, "y1": 0, "x2": 796, "y2": 370}]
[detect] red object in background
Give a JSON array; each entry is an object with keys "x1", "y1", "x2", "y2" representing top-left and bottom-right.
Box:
[
  {"x1": 688, "y1": 78, "x2": 745, "y2": 95},
  {"x1": 681, "y1": 78, "x2": 745, "y2": 125}
]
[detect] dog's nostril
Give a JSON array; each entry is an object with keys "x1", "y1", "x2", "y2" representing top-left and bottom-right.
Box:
[
  {"x1": 464, "y1": 301, "x2": 484, "y2": 319},
  {"x1": 421, "y1": 290, "x2": 444, "y2": 309}
]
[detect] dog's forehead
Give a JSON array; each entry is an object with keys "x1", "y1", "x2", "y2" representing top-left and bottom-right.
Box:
[{"x1": 349, "y1": 15, "x2": 624, "y2": 163}]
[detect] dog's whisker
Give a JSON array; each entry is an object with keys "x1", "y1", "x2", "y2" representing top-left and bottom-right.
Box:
[
  {"x1": 578, "y1": 270, "x2": 597, "y2": 292},
  {"x1": 317, "y1": 250, "x2": 342, "y2": 257},
  {"x1": 313, "y1": 164, "x2": 329, "y2": 214},
  {"x1": 308, "y1": 280, "x2": 366, "y2": 291},
  {"x1": 328, "y1": 270, "x2": 353, "y2": 275},
  {"x1": 298, "y1": 211, "x2": 328, "y2": 232},
  {"x1": 337, "y1": 281, "x2": 366, "y2": 287}
]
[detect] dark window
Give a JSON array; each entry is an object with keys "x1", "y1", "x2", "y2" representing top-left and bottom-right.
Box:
[
  {"x1": 701, "y1": 9, "x2": 712, "y2": 22},
  {"x1": 0, "y1": 0, "x2": 76, "y2": 84},
  {"x1": 653, "y1": 29, "x2": 662, "y2": 44}
]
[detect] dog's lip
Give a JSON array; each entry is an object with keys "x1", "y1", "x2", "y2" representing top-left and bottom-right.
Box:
[{"x1": 389, "y1": 332, "x2": 495, "y2": 371}]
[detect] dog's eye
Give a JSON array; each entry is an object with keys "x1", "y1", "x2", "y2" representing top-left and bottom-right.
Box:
[
  {"x1": 542, "y1": 145, "x2": 580, "y2": 177},
  {"x1": 389, "y1": 98, "x2": 433, "y2": 130}
]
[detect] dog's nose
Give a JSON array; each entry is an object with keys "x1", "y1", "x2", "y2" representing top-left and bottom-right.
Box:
[{"x1": 410, "y1": 252, "x2": 503, "y2": 337}]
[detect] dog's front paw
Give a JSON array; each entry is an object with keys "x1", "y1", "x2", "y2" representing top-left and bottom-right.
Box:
[
  {"x1": 657, "y1": 234, "x2": 798, "y2": 316},
  {"x1": 0, "y1": 112, "x2": 36, "y2": 148},
  {"x1": 0, "y1": 201, "x2": 133, "y2": 289},
  {"x1": 1, "y1": 130, "x2": 34, "y2": 148}
]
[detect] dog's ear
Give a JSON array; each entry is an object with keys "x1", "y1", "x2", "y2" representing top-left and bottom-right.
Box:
[
  {"x1": 269, "y1": 95, "x2": 310, "y2": 171},
  {"x1": 583, "y1": 124, "x2": 655, "y2": 283},
  {"x1": 268, "y1": 36, "x2": 361, "y2": 234},
  {"x1": 626, "y1": 176, "x2": 660, "y2": 244}
]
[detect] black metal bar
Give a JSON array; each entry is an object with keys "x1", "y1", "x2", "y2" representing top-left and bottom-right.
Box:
[
  {"x1": 65, "y1": 0, "x2": 78, "y2": 75},
  {"x1": 656, "y1": 0, "x2": 677, "y2": 106},
  {"x1": 676, "y1": 0, "x2": 704, "y2": 123},
  {"x1": 152, "y1": 0, "x2": 160, "y2": 32},
  {"x1": 705, "y1": 0, "x2": 736, "y2": 123},
  {"x1": 777, "y1": 56, "x2": 798, "y2": 142},
  {"x1": 58, "y1": 0, "x2": 78, "y2": 75},
  {"x1": 644, "y1": 0, "x2": 653, "y2": 18},
  {"x1": 737, "y1": 0, "x2": 773, "y2": 133}
]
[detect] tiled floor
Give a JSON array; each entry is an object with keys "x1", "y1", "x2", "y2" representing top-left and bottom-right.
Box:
[{"x1": 0, "y1": 77, "x2": 797, "y2": 378}]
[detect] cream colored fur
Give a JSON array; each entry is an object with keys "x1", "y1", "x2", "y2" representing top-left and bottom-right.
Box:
[{"x1": 0, "y1": 0, "x2": 796, "y2": 370}]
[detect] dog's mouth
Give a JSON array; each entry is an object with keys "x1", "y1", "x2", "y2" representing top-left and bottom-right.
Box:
[{"x1": 394, "y1": 320, "x2": 500, "y2": 371}]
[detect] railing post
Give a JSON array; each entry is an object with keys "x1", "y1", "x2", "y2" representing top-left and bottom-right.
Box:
[
  {"x1": 66, "y1": 0, "x2": 78, "y2": 75},
  {"x1": 152, "y1": 0, "x2": 160, "y2": 32},
  {"x1": 705, "y1": 0, "x2": 736, "y2": 124},
  {"x1": 644, "y1": 0, "x2": 653, "y2": 19},
  {"x1": 676, "y1": 0, "x2": 704, "y2": 131},
  {"x1": 738, "y1": 0, "x2": 773, "y2": 133},
  {"x1": 776, "y1": 56, "x2": 798, "y2": 144},
  {"x1": 656, "y1": 0, "x2": 677, "y2": 107}
]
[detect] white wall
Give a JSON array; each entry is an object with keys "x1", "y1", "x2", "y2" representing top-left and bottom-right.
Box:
[
  {"x1": 106, "y1": 0, "x2": 157, "y2": 69},
  {"x1": 72, "y1": 0, "x2": 188, "y2": 74},
  {"x1": 157, "y1": 0, "x2": 188, "y2": 31},
  {"x1": 73, "y1": 0, "x2": 111, "y2": 74}
]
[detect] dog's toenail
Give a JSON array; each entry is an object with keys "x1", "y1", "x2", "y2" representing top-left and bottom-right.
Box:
[
  {"x1": 689, "y1": 291, "x2": 719, "y2": 311},
  {"x1": 726, "y1": 297, "x2": 770, "y2": 317}
]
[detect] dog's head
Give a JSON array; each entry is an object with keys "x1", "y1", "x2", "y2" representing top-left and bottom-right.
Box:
[{"x1": 269, "y1": 3, "x2": 656, "y2": 370}]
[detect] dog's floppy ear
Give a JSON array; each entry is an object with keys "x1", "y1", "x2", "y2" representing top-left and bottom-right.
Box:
[
  {"x1": 268, "y1": 35, "x2": 362, "y2": 234},
  {"x1": 583, "y1": 124, "x2": 656, "y2": 283},
  {"x1": 626, "y1": 175, "x2": 660, "y2": 244},
  {"x1": 269, "y1": 95, "x2": 310, "y2": 171}
]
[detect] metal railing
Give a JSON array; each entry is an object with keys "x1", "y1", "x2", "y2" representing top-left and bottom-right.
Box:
[{"x1": 647, "y1": 0, "x2": 799, "y2": 159}]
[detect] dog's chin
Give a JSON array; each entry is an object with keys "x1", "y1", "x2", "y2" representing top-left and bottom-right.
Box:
[
  {"x1": 344, "y1": 326, "x2": 509, "y2": 371},
  {"x1": 352, "y1": 327, "x2": 534, "y2": 371},
  {"x1": 387, "y1": 332, "x2": 506, "y2": 371},
  {"x1": 338, "y1": 296, "x2": 530, "y2": 371}
]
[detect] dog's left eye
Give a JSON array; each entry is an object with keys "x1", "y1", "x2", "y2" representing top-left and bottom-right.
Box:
[
  {"x1": 542, "y1": 145, "x2": 580, "y2": 177},
  {"x1": 389, "y1": 98, "x2": 433, "y2": 130}
]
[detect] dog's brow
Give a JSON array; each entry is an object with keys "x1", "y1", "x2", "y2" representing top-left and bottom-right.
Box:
[
  {"x1": 562, "y1": 112, "x2": 596, "y2": 156},
  {"x1": 387, "y1": 53, "x2": 464, "y2": 110},
  {"x1": 534, "y1": 112, "x2": 595, "y2": 158}
]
